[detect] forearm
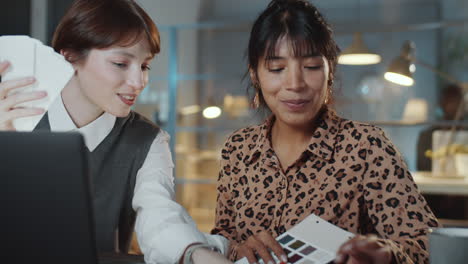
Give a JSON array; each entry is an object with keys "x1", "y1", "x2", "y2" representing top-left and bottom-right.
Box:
[{"x1": 191, "y1": 247, "x2": 233, "y2": 264}]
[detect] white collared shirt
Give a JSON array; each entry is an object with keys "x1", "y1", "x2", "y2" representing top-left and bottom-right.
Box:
[{"x1": 47, "y1": 96, "x2": 228, "y2": 264}]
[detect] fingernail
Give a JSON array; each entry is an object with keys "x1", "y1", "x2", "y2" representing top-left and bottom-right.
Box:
[
  {"x1": 335, "y1": 254, "x2": 343, "y2": 263},
  {"x1": 342, "y1": 244, "x2": 352, "y2": 251},
  {"x1": 281, "y1": 255, "x2": 288, "y2": 262},
  {"x1": 27, "y1": 77, "x2": 36, "y2": 82}
]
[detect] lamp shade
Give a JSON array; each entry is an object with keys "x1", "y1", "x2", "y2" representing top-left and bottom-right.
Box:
[
  {"x1": 338, "y1": 33, "x2": 382, "y2": 65},
  {"x1": 384, "y1": 41, "x2": 416, "y2": 86}
]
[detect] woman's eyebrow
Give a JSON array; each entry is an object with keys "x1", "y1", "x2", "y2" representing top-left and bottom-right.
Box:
[
  {"x1": 110, "y1": 50, "x2": 153, "y2": 60},
  {"x1": 111, "y1": 51, "x2": 135, "y2": 58}
]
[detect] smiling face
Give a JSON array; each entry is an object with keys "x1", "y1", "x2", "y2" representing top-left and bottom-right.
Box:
[
  {"x1": 72, "y1": 37, "x2": 153, "y2": 118},
  {"x1": 253, "y1": 36, "x2": 330, "y2": 129}
]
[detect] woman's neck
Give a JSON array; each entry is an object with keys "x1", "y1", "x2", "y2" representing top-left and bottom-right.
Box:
[
  {"x1": 60, "y1": 78, "x2": 104, "y2": 128},
  {"x1": 270, "y1": 118, "x2": 318, "y2": 171},
  {"x1": 271, "y1": 119, "x2": 316, "y2": 149}
]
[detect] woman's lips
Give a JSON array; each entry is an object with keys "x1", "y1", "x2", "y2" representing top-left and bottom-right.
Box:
[
  {"x1": 118, "y1": 93, "x2": 136, "y2": 106},
  {"x1": 281, "y1": 99, "x2": 310, "y2": 111}
]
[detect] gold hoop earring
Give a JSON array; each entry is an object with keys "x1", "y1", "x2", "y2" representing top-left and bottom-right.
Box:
[
  {"x1": 252, "y1": 83, "x2": 260, "y2": 109},
  {"x1": 252, "y1": 92, "x2": 260, "y2": 109}
]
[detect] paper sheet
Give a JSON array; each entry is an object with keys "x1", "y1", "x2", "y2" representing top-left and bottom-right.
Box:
[
  {"x1": 0, "y1": 35, "x2": 74, "y2": 131},
  {"x1": 235, "y1": 214, "x2": 354, "y2": 264}
]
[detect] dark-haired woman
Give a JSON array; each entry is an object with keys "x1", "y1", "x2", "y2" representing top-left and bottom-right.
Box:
[
  {"x1": 0, "y1": 0, "x2": 229, "y2": 263},
  {"x1": 212, "y1": 1, "x2": 439, "y2": 264}
]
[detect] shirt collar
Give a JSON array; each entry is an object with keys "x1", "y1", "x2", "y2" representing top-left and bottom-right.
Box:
[
  {"x1": 306, "y1": 108, "x2": 343, "y2": 161},
  {"x1": 251, "y1": 107, "x2": 343, "y2": 164},
  {"x1": 48, "y1": 95, "x2": 116, "y2": 152}
]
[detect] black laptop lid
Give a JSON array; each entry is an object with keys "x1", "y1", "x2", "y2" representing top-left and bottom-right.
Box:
[{"x1": 0, "y1": 131, "x2": 97, "y2": 264}]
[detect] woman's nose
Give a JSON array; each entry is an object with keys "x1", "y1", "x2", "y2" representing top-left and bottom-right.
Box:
[
  {"x1": 126, "y1": 69, "x2": 145, "y2": 91},
  {"x1": 285, "y1": 66, "x2": 306, "y2": 91}
]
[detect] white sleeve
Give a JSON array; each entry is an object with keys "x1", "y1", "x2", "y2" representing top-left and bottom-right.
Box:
[{"x1": 132, "y1": 130, "x2": 228, "y2": 264}]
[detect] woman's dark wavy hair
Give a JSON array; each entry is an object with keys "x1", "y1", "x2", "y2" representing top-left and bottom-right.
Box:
[
  {"x1": 247, "y1": 0, "x2": 340, "y2": 110},
  {"x1": 52, "y1": 0, "x2": 160, "y2": 62}
]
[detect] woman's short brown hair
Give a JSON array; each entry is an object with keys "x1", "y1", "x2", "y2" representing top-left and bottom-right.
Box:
[{"x1": 52, "y1": 0, "x2": 160, "y2": 62}]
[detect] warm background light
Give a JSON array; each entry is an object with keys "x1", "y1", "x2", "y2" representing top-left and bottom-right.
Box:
[
  {"x1": 202, "y1": 106, "x2": 221, "y2": 119},
  {"x1": 338, "y1": 53, "x2": 382, "y2": 65},
  {"x1": 384, "y1": 72, "x2": 414, "y2": 86}
]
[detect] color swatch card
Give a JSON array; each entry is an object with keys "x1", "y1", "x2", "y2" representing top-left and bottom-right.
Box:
[
  {"x1": 0, "y1": 35, "x2": 74, "y2": 131},
  {"x1": 235, "y1": 214, "x2": 354, "y2": 264}
]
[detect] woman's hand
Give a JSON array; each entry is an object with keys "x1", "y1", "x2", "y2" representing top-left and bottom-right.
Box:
[
  {"x1": 0, "y1": 61, "x2": 47, "y2": 131},
  {"x1": 335, "y1": 235, "x2": 394, "y2": 264},
  {"x1": 237, "y1": 230, "x2": 288, "y2": 264}
]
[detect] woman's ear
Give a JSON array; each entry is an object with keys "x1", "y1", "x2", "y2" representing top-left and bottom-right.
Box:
[{"x1": 60, "y1": 49, "x2": 79, "y2": 69}]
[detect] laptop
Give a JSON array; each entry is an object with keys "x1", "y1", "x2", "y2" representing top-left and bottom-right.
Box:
[{"x1": 0, "y1": 131, "x2": 145, "y2": 264}]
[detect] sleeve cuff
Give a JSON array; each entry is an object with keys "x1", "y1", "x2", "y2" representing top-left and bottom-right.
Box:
[{"x1": 203, "y1": 233, "x2": 229, "y2": 255}]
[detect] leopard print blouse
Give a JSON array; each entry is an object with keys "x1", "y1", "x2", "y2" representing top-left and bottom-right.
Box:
[{"x1": 211, "y1": 109, "x2": 439, "y2": 264}]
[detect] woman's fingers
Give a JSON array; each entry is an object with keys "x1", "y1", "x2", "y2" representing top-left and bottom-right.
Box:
[
  {"x1": 237, "y1": 243, "x2": 258, "y2": 264},
  {"x1": 0, "y1": 60, "x2": 10, "y2": 75},
  {"x1": 0, "y1": 61, "x2": 45, "y2": 131},
  {"x1": 9, "y1": 107, "x2": 45, "y2": 119},
  {"x1": 0, "y1": 107, "x2": 45, "y2": 131},
  {"x1": 258, "y1": 232, "x2": 287, "y2": 263},
  {"x1": 254, "y1": 238, "x2": 275, "y2": 264},
  {"x1": 0, "y1": 107, "x2": 45, "y2": 123},
  {"x1": 238, "y1": 231, "x2": 283, "y2": 264},
  {"x1": 1, "y1": 90, "x2": 47, "y2": 110},
  {"x1": 335, "y1": 235, "x2": 392, "y2": 264},
  {"x1": 0, "y1": 77, "x2": 36, "y2": 99}
]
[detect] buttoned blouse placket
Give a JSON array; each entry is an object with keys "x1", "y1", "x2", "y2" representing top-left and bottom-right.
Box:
[
  {"x1": 266, "y1": 110, "x2": 342, "y2": 236},
  {"x1": 252, "y1": 117, "x2": 285, "y2": 236},
  {"x1": 261, "y1": 120, "x2": 313, "y2": 236}
]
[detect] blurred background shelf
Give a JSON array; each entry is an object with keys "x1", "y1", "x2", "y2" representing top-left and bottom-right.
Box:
[{"x1": 413, "y1": 171, "x2": 468, "y2": 195}]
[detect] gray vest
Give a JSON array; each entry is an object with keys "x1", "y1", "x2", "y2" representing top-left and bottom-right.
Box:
[{"x1": 35, "y1": 111, "x2": 160, "y2": 253}]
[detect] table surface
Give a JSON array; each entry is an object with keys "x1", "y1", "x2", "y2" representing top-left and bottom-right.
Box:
[{"x1": 413, "y1": 171, "x2": 468, "y2": 196}]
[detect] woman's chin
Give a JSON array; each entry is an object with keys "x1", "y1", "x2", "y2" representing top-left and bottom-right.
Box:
[
  {"x1": 277, "y1": 112, "x2": 315, "y2": 128},
  {"x1": 108, "y1": 107, "x2": 131, "y2": 118}
]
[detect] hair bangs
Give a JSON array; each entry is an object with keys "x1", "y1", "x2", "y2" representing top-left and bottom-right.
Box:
[
  {"x1": 93, "y1": 2, "x2": 160, "y2": 56},
  {"x1": 52, "y1": 0, "x2": 160, "y2": 61}
]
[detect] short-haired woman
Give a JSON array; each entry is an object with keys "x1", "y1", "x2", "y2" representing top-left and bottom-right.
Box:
[{"x1": 0, "y1": 1, "x2": 229, "y2": 263}]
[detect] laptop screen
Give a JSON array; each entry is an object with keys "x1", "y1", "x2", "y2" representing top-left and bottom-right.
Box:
[{"x1": 0, "y1": 131, "x2": 98, "y2": 264}]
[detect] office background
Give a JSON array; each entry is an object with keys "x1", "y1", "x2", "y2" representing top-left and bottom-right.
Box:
[{"x1": 2, "y1": 0, "x2": 467, "y2": 232}]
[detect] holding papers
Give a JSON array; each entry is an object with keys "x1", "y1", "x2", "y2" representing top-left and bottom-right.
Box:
[
  {"x1": 236, "y1": 214, "x2": 354, "y2": 264},
  {"x1": 0, "y1": 35, "x2": 74, "y2": 131}
]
